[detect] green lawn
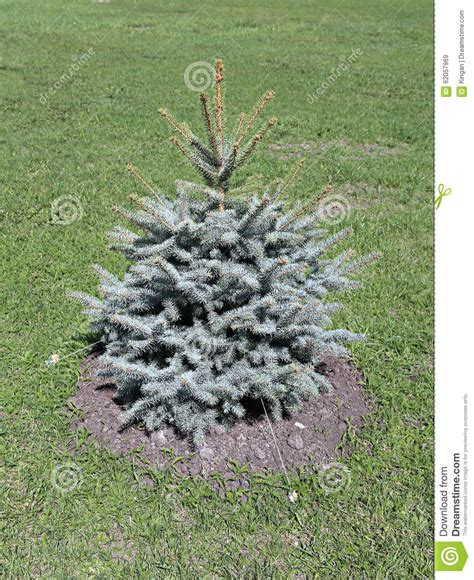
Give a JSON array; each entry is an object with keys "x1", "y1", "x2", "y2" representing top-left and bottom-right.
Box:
[{"x1": 1, "y1": 0, "x2": 433, "y2": 576}]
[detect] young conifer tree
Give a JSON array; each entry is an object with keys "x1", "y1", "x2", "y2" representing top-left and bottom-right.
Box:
[{"x1": 71, "y1": 60, "x2": 378, "y2": 446}]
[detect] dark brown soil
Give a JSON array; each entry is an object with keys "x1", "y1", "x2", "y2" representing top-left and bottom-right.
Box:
[{"x1": 69, "y1": 352, "x2": 368, "y2": 480}]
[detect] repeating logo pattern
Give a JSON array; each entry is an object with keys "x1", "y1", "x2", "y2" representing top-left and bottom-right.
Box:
[
  {"x1": 319, "y1": 194, "x2": 351, "y2": 225},
  {"x1": 184, "y1": 62, "x2": 215, "y2": 92},
  {"x1": 51, "y1": 462, "x2": 83, "y2": 493},
  {"x1": 51, "y1": 195, "x2": 84, "y2": 225},
  {"x1": 318, "y1": 462, "x2": 351, "y2": 493}
]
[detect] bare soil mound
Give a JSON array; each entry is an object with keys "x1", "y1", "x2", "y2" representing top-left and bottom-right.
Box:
[{"x1": 69, "y1": 351, "x2": 368, "y2": 480}]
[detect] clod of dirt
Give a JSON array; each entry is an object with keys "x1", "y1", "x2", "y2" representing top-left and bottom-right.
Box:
[
  {"x1": 69, "y1": 352, "x2": 368, "y2": 481},
  {"x1": 287, "y1": 433, "x2": 304, "y2": 450}
]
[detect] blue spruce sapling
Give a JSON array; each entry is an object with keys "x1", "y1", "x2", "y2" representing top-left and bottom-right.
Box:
[{"x1": 71, "y1": 60, "x2": 379, "y2": 446}]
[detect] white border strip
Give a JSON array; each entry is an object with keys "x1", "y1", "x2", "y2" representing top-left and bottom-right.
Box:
[{"x1": 435, "y1": 1, "x2": 472, "y2": 575}]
